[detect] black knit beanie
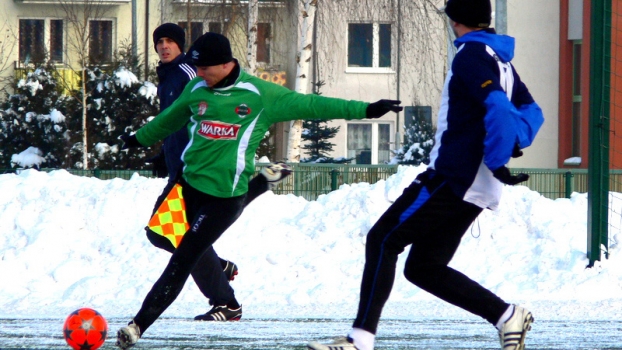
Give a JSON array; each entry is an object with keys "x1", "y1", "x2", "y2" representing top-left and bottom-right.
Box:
[
  {"x1": 153, "y1": 23, "x2": 186, "y2": 53},
  {"x1": 189, "y1": 32, "x2": 234, "y2": 66},
  {"x1": 445, "y1": 0, "x2": 492, "y2": 29}
]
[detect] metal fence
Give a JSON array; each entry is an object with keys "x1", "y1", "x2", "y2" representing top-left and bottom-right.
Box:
[
  {"x1": 3, "y1": 165, "x2": 620, "y2": 201},
  {"x1": 268, "y1": 163, "x2": 399, "y2": 200},
  {"x1": 510, "y1": 168, "x2": 622, "y2": 199}
]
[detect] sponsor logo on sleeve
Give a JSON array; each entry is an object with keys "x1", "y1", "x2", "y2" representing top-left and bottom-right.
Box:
[
  {"x1": 198, "y1": 120, "x2": 240, "y2": 140},
  {"x1": 235, "y1": 104, "x2": 251, "y2": 118}
]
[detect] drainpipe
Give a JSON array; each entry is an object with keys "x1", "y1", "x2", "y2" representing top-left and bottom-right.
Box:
[
  {"x1": 495, "y1": 0, "x2": 507, "y2": 35},
  {"x1": 144, "y1": 0, "x2": 150, "y2": 79},
  {"x1": 395, "y1": 0, "x2": 401, "y2": 149},
  {"x1": 132, "y1": 0, "x2": 137, "y2": 57}
]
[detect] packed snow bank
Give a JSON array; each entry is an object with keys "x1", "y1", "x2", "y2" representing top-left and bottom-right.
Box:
[{"x1": 0, "y1": 166, "x2": 620, "y2": 321}]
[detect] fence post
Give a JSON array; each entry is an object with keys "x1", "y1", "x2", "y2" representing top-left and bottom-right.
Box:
[
  {"x1": 93, "y1": 169, "x2": 101, "y2": 178},
  {"x1": 587, "y1": 0, "x2": 611, "y2": 267},
  {"x1": 565, "y1": 171, "x2": 574, "y2": 198},
  {"x1": 331, "y1": 169, "x2": 339, "y2": 191}
]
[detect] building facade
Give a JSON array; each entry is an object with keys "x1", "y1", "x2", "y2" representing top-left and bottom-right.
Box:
[{"x1": 1, "y1": 0, "x2": 560, "y2": 168}]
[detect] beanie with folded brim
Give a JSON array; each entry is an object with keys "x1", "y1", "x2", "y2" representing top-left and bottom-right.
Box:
[
  {"x1": 189, "y1": 32, "x2": 234, "y2": 66},
  {"x1": 153, "y1": 23, "x2": 186, "y2": 53},
  {"x1": 444, "y1": 0, "x2": 492, "y2": 29}
]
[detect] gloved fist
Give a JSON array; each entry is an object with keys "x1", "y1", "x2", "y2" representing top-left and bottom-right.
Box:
[
  {"x1": 119, "y1": 134, "x2": 141, "y2": 150},
  {"x1": 366, "y1": 99, "x2": 403, "y2": 119},
  {"x1": 146, "y1": 152, "x2": 167, "y2": 178},
  {"x1": 492, "y1": 166, "x2": 529, "y2": 185},
  {"x1": 511, "y1": 143, "x2": 523, "y2": 158}
]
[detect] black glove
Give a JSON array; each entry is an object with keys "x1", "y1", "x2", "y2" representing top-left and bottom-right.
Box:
[
  {"x1": 145, "y1": 152, "x2": 168, "y2": 178},
  {"x1": 366, "y1": 99, "x2": 403, "y2": 119},
  {"x1": 511, "y1": 143, "x2": 523, "y2": 158},
  {"x1": 492, "y1": 166, "x2": 529, "y2": 185},
  {"x1": 119, "y1": 134, "x2": 141, "y2": 150}
]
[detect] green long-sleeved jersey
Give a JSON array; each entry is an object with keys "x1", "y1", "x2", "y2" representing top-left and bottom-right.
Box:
[{"x1": 136, "y1": 69, "x2": 369, "y2": 198}]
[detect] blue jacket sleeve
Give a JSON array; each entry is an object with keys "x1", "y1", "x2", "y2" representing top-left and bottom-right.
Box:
[
  {"x1": 453, "y1": 45, "x2": 543, "y2": 171},
  {"x1": 483, "y1": 79, "x2": 544, "y2": 170},
  {"x1": 482, "y1": 91, "x2": 520, "y2": 170},
  {"x1": 510, "y1": 76, "x2": 544, "y2": 148}
]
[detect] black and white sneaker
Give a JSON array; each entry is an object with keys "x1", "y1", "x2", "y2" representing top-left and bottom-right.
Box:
[
  {"x1": 116, "y1": 320, "x2": 140, "y2": 349},
  {"x1": 307, "y1": 336, "x2": 358, "y2": 350},
  {"x1": 194, "y1": 305, "x2": 242, "y2": 321},
  {"x1": 221, "y1": 260, "x2": 238, "y2": 281},
  {"x1": 498, "y1": 305, "x2": 534, "y2": 350},
  {"x1": 260, "y1": 162, "x2": 292, "y2": 188}
]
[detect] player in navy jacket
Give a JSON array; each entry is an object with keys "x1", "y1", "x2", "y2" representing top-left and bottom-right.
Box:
[
  {"x1": 155, "y1": 47, "x2": 196, "y2": 177},
  {"x1": 308, "y1": 1, "x2": 543, "y2": 349}
]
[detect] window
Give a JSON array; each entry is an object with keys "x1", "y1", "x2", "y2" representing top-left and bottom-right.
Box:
[
  {"x1": 378, "y1": 124, "x2": 391, "y2": 163},
  {"x1": 348, "y1": 123, "x2": 371, "y2": 164},
  {"x1": 19, "y1": 20, "x2": 45, "y2": 64},
  {"x1": 571, "y1": 40, "x2": 582, "y2": 157},
  {"x1": 89, "y1": 20, "x2": 113, "y2": 64},
  {"x1": 208, "y1": 22, "x2": 222, "y2": 34},
  {"x1": 178, "y1": 21, "x2": 204, "y2": 50},
  {"x1": 50, "y1": 20, "x2": 64, "y2": 63},
  {"x1": 347, "y1": 122, "x2": 393, "y2": 164},
  {"x1": 347, "y1": 22, "x2": 392, "y2": 71},
  {"x1": 257, "y1": 23, "x2": 271, "y2": 63},
  {"x1": 19, "y1": 19, "x2": 64, "y2": 64}
]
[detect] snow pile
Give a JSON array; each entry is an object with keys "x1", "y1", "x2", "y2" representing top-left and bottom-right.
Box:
[{"x1": 0, "y1": 166, "x2": 620, "y2": 322}]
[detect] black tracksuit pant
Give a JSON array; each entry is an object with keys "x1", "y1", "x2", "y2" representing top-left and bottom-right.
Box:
[
  {"x1": 135, "y1": 176, "x2": 267, "y2": 333},
  {"x1": 353, "y1": 170, "x2": 509, "y2": 334},
  {"x1": 145, "y1": 175, "x2": 268, "y2": 309}
]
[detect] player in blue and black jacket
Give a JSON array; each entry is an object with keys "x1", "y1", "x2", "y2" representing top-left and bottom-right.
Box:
[
  {"x1": 308, "y1": 1, "x2": 544, "y2": 350},
  {"x1": 429, "y1": 26, "x2": 543, "y2": 210}
]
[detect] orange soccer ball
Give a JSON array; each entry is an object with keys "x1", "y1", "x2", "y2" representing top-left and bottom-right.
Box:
[{"x1": 63, "y1": 308, "x2": 108, "y2": 350}]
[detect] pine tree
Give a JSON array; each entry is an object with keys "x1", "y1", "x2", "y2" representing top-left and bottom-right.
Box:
[
  {"x1": 392, "y1": 117, "x2": 436, "y2": 165},
  {"x1": 300, "y1": 81, "x2": 349, "y2": 163},
  {"x1": 0, "y1": 62, "x2": 71, "y2": 168},
  {"x1": 300, "y1": 119, "x2": 340, "y2": 162},
  {"x1": 0, "y1": 43, "x2": 159, "y2": 170},
  {"x1": 255, "y1": 126, "x2": 277, "y2": 162},
  {"x1": 67, "y1": 66, "x2": 159, "y2": 169}
]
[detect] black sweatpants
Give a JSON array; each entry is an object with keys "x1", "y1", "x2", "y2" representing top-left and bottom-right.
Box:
[
  {"x1": 134, "y1": 180, "x2": 252, "y2": 333},
  {"x1": 145, "y1": 174, "x2": 268, "y2": 307},
  {"x1": 353, "y1": 170, "x2": 509, "y2": 334}
]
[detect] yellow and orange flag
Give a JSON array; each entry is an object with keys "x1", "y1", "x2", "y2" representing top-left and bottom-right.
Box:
[{"x1": 147, "y1": 183, "x2": 189, "y2": 248}]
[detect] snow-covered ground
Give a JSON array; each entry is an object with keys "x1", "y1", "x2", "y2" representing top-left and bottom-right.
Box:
[
  {"x1": 2, "y1": 317, "x2": 622, "y2": 349},
  {"x1": 0, "y1": 166, "x2": 621, "y2": 348}
]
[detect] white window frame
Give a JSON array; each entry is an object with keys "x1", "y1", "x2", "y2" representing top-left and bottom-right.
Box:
[
  {"x1": 346, "y1": 121, "x2": 394, "y2": 164},
  {"x1": 177, "y1": 20, "x2": 205, "y2": 49},
  {"x1": 18, "y1": 17, "x2": 65, "y2": 66},
  {"x1": 346, "y1": 22, "x2": 395, "y2": 74}
]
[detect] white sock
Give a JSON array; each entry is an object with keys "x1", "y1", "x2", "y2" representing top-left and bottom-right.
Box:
[
  {"x1": 348, "y1": 328, "x2": 375, "y2": 350},
  {"x1": 496, "y1": 304, "x2": 515, "y2": 330}
]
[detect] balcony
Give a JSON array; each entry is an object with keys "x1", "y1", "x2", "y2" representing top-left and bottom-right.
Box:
[
  {"x1": 14, "y1": 0, "x2": 129, "y2": 4},
  {"x1": 14, "y1": 63, "x2": 81, "y2": 95},
  {"x1": 171, "y1": 0, "x2": 284, "y2": 6}
]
